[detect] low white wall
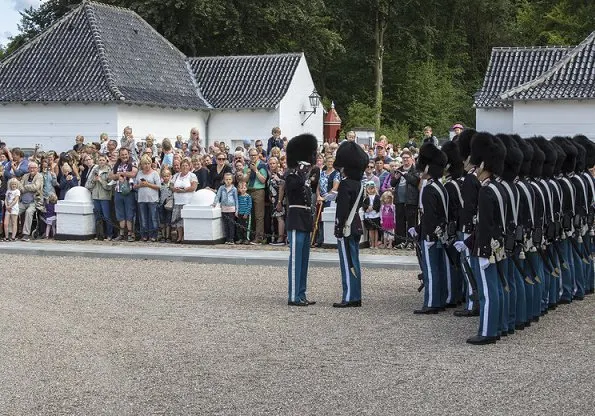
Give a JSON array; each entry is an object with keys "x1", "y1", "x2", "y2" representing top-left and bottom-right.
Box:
[
  {"x1": 512, "y1": 100, "x2": 595, "y2": 138},
  {"x1": 0, "y1": 103, "x2": 117, "y2": 152},
  {"x1": 475, "y1": 108, "x2": 513, "y2": 134}
]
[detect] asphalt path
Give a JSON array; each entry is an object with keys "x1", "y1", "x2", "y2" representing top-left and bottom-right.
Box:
[{"x1": 0, "y1": 255, "x2": 593, "y2": 415}]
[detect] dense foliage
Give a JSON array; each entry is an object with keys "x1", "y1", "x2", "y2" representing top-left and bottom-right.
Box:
[{"x1": 2, "y1": 0, "x2": 593, "y2": 142}]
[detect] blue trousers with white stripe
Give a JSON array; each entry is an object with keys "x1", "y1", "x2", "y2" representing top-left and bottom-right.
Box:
[
  {"x1": 586, "y1": 238, "x2": 595, "y2": 292},
  {"x1": 287, "y1": 230, "x2": 311, "y2": 303},
  {"x1": 513, "y1": 258, "x2": 527, "y2": 326},
  {"x1": 526, "y1": 252, "x2": 543, "y2": 319},
  {"x1": 445, "y1": 245, "x2": 463, "y2": 305},
  {"x1": 548, "y1": 244, "x2": 561, "y2": 306},
  {"x1": 504, "y1": 258, "x2": 516, "y2": 331},
  {"x1": 337, "y1": 235, "x2": 362, "y2": 302},
  {"x1": 421, "y1": 240, "x2": 446, "y2": 308},
  {"x1": 459, "y1": 232, "x2": 476, "y2": 311},
  {"x1": 473, "y1": 258, "x2": 500, "y2": 338},
  {"x1": 571, "y1": 237, "x2": 585, "y2": 298},
  {"x1": 560, "y1": 239, "x2": 575, "y2": 302}
]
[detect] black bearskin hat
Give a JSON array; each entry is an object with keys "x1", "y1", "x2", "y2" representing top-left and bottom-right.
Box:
[
  {"x1": 416, "y1": 143, "x2": 447, "y2": 179},
  {"x1": 440, "y1": 140, "x2": 464, "y2": 179},
  {"x1": 549, "y1": 140, "x2": 566, "y2": 176},
  {"x1": 512, "y1": 135, "x2": 534, "y2": 177},
  {"x1": 573, "y1": 135, "x2": 595, "y2": 170},
  {"x1": 527, "y1": 138, "x2": 545, "y2": 178},
  {"x1": 455, "y1": 128, "x2": 476, "y2": 160},
  {"x1": 496, "y1": 134, "x2": 523, "y2": 181},
  {"x1": 570, "y1": 138, "x2": 585, "y2": 173},
  {"x1": 552, "y1": 136, "x2": 577, "y2": 174},
  {"x1": 534, "y1": 137, "x2": 556, "y2": 179},
  {"x1": 470, "y1": 132, "x2": 506, "y2": 176},
  {"x1": 286, "y1": 134, "x2": 318, "y2": 169},
  {"x1": 333, "y1": 141, "x2": 369, "y2": 179}
]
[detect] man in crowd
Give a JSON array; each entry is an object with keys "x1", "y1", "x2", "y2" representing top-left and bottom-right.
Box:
[
  {"x1": 390, "y1": 150, "x2": 419, "y2": 249},
  {"x1": 244, "y1": 148, "x2": 268, "y2": 244},
  {"x1": 267, "y1": 127, "x2": 283, "y2": 156},
  {"x1": 422, "y1": 126, "x2": 438, "y2": 146},
  {"x1": 19, "y1": 161, "x2": 43, "y2": 241}
]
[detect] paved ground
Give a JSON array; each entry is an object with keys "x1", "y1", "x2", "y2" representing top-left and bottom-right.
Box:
[
  {"x1": 0, "y1": 240, "x2": 418, "y2": 269},
  {"x1": 0, "y1": 254, "x2": 593, "y2": 415}
]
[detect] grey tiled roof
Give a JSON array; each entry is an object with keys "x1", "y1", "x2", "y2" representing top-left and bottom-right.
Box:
[
  {"x1": 474, "y1": 45, "x2": 570, "y2": 108},
  {"x1": 189, "y1": 54, "x2": 302, "y2": 109},
  {"x1": 501, "y1": 31, "x2": 595, "y2": 102},
  {"x1": 0, "y1": 1, "x2": 210, "y2": 109}
]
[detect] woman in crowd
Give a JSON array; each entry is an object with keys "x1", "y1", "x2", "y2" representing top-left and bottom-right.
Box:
[
  {"x1": 268, "y1": 156, "x2": 286, "y2": 245},
  {"x1": 171, "y1": 159, "x2": 198, "y2": 243},
  {"x1": 110, "y1": 148, "x2": 138, "y2": 241},
  {"x1": 85, "y1": 154, "x2": 113, "y2": 240},
  {"x1": 58, "y1": 163, "x2": 79, "y2": 200},
  {"x1": 314, "y1": 155, "x2": 340, "y2": 246},
  {"x1": 40, "y1": 156, "x2": 58, "y2": 201},
  {"x1": 208, "y1": 151, "x2": 232, "y2": 190},
  {"x1": 191, "y1": 155, "x2": 209, "y2": 190},
  {"x1": 161, "y1": 138, "x2": 175, "y2": 168},
  {"x1": 79, "y1": 153, "x2": 96, "y2": 187},
  {"x1": 134, "y1": 154, "x2": 161, "y2": 242}
]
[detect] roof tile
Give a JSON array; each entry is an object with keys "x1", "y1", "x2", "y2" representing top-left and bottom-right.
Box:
[{"x1": 189, "y1": 54, "x2": 302, "y2": 109}]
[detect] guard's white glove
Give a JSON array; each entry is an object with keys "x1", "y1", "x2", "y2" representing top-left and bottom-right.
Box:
[
  {"x1": 479, "y1": 257, "x2": 490, "y2": 270},
  {"x1": 408, "y1": 227, "x2": 417, "y2": 238},
  {"x1": 453, "y1": 241, "x2": 467, "y2": 253}
]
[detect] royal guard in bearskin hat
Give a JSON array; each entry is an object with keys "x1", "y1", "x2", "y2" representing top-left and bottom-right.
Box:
[
  {"x1": 440, "y1": 140, "x2": 465, "y2": 307},
  {"x1": 567, "y1": 137, "x2": 588, "y2": 300},
  {"x1": 551, "y1": 136, "x2": 579, "y2": 304},
  {"x1": 495, "y1": 134, "x2": 523, "y2": 336},
  {"x1": 332, "y1": 141, "x2": 368, "y2": 307},
  {"x1": 511, "y1": 135, "x2": 536, "y2": 330},
  {"x1": 285, "y1": 134, "x2": 318, "y2": 306},
  {"x1": 464, "y1": 132, "x2": 508, "y2": 345},
  {"x1": 534, "y1": 137, "x2": 560, "y2": 315},
  {"x1": 573, "y1": 135, "x2": 595, "y2": 295},
  {"x1": 525, "y1": 138, "x2": 546, "y2": 323},
  {"x1": 410, "y1": 143, "x2": 448, "y2": 314},
  {"x1": 452, "y1": 128, "x2": 481, "y2": 317}
]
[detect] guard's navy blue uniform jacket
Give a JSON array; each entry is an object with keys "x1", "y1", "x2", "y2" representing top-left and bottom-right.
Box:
[
  {"x1": 444, "y1": 176, "x2": 463, "y2": 232},
  {"x1": 419, "y1": 179, "x2": 447, "y2": 242},
  {"x1": 335, "y1": 177, "x2": 363, "y2": 236},
  {"x1": 459, "y1": 172, "x2": 480, "y2": 233},
  {"x1": 472, "y1": 179, "x2": 508, "y2": 258},
  {"x1": 285, "y1": 170, "x2": 313, "y2": 232},
  {"x1": 559, "y1": 174, "x2": 576, "y2": 231}
]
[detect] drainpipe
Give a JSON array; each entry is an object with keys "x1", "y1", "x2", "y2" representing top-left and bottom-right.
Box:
[{"x1": 204, "y1": 111, "x2": 211, "y2": 149}]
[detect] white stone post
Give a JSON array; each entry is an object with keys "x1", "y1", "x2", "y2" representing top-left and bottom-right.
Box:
[
  {"x1": 182, "y1": 189, "x2": 225, "y2": 244},
  {"x1": 321, "y1": 205, "x2": 368, "y2": 248},
  {"x1": 55, "y1": 186, "x2": 96, "y2": 239}
]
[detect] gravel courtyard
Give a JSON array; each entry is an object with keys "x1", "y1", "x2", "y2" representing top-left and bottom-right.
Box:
[{"x1": 0, "y1": 254, "x2": 593, "y2": 415}]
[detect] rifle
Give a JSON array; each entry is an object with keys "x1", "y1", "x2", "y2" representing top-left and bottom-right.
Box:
[
  {"x1": 569, "y1": 236, "x2": 590, "y2": 264},
  {"x1": 311, "y1": 202, "x2": 323, "y2": 246},
  {"x1": 536, "y1": 245, "x2": 558, "y2": 277},
  {"x1": 510, "y1": 253, "x2": 534, "y2": 285},
  {"x1": 552, "y1": 242, "x2": 569, "y2": 270}
]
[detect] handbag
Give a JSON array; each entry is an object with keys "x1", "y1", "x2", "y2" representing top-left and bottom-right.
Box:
[
  {"x1": 119, "y1": 179, "x2": 131, "y2": 196},
  {"x1": 164, "y1": 195, "x2": 174, "y2": 211}
]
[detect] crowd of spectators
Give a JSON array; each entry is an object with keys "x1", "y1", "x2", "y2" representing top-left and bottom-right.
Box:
[{"x1": 0, "y1": 126, "x2": 422, "y2": 248}]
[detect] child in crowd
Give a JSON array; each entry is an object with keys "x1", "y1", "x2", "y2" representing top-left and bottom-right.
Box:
[
  {"x1": 4, "y1": 178, "x2": 20, "y2": 241},
  {"x1": 362, "y1": 181, "x2": 381, "y2": 249},
  {"x1": 380, "y1": 191, "x2": 395, "y2": 248},
  {"x1": 212, "y1": 172, "x2": 238, "y2": 244},
  {"x1": 43, "y1": 193, "x2": 58, "y2": 239},
  {"x1": 236, "y1": 181, "x2": 252, "y2": 245},
  {"x1": 159, "y1": 168, "x2": 174, "y2": 242}
]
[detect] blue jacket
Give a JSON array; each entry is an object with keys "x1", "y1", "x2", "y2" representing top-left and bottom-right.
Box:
[{"x1": 214, "y1": 185, "x2": 238, "y2": 212}]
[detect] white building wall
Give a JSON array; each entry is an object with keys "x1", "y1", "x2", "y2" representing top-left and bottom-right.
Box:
[
  {"x1": 206, "y1": 109, "x2": 280, "y2": 150},
  {"x1": 279, "y1": 54, "x2": 323, "y2": 143},
  {"x1": 0, "y1": 103, "x2": 117, "y2": 152},
  {"x1": 475, "y1": 108, "x2": 513, "y2": 134},
  {"x1": 117, "y1": 105, "x2": 207, "y2": 144},
  {"x1": 512, "y1": 100, "x2": 595, "y2": 138}
]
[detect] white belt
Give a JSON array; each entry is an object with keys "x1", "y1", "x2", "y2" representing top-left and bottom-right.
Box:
[{"x1": 289, "y1": 205, "x2": 311, "y2": 210}]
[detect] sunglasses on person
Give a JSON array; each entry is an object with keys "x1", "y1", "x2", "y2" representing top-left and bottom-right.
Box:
[
  {"x1": 192, "y1": 148, "x2": 199, "y2": 152},
  {"x1": 256, "y1": 144, "x2": 263, "y2": 147},
  {"x1": 217, "y1": 157, "x2": 226, "y2": 161}
]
